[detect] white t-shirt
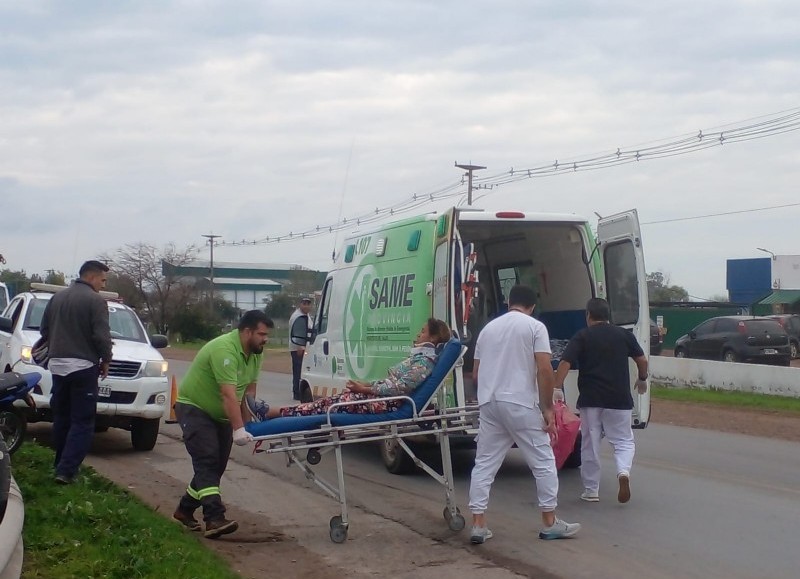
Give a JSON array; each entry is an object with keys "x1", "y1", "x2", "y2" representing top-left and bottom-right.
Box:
[{"x1": 474, "y1": 310, "x2": 552, "y2": 409}]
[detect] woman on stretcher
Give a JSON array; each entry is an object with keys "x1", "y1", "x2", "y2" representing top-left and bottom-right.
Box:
[{"x1": 245, "y1": 318, "x2": 451, "y2": 422}]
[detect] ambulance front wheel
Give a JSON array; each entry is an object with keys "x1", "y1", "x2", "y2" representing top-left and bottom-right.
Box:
[{"x1": 380, "y1": 438, "x2": 416, "y2": 474}]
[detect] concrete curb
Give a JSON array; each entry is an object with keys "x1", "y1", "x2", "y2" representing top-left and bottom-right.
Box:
[{"x1": 0, "y1": 477, "x2": 24, "y2": 579}]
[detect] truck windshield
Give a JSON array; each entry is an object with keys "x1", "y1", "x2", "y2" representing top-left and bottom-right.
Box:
[{"x1": 25, "y1": 299, "x2": 148, "y2": 343}]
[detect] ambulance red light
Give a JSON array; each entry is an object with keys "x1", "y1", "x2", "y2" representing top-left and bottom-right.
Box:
[{"x1": 495, "y1": 211, "x2": 525, "y2": 219}]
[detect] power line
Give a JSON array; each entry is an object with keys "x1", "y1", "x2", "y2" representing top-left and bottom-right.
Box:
[
  {"x1": 640, "y1": 202, "x2": 800, "y2": 225},
  {"x1": 219, "y1": 107, "x2": 800, "y2": 247}
]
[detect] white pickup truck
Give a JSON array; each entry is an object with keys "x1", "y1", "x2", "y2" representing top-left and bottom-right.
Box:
[{"x1": 0, "y1": 283, "x2": 169, "y2": 451}]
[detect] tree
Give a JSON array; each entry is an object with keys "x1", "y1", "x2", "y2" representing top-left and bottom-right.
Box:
[
  {"x1": 0, "y1": 269, "x2": 32, "y2": 296},
  {"x1": 264, "y1": 292, "x2": 296, "y2": 320},
  {"x1": 101, "y1": 243, "x2": 199, "y2": 334},
  {"x1": 709, "y1": 293, "x2": 730, "y2": 303},
  {"x1": 647, "y1": 271, "x2": 689, "y2": 302},
  {"x1": 43, "y1": 270, "x2": 66, "y2": 285}
]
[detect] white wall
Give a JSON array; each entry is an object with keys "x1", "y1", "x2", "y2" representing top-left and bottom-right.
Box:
[
  {"x1": 650, "y1": 356, "x2": 800, "y2": 397},
  {"x1": 773, "y1": 255, "x2": 800, "y2": 289}
]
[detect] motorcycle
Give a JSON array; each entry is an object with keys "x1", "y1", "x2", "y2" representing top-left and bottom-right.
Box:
[{"x1": 0, "y1": 371, "x2": 40, "y2": 454}]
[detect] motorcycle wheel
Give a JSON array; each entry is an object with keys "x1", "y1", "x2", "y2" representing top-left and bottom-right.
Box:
[{"x1": 0, "y1": 408, "x2": 27, "y2": 455}]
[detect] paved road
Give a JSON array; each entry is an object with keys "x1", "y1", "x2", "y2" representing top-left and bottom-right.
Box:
[{"x1": 53, "y1": 360, "x2": 800, "y2": 578}]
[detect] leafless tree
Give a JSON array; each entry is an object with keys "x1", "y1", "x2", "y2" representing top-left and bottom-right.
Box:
[{"x1": 101, "y1": 243, "x2": 199, "y2": 333}]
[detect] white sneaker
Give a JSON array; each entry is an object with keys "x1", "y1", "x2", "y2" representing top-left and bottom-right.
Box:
[
  {"x1": 539, "y1": 518, "x2": 581, "y2": 540},
  {"x1": 470, "y1": 526, "x2": 493, "y2": 544},
  {"x1": 580, "y1": 489, "x2": 599, "y2": 502}
]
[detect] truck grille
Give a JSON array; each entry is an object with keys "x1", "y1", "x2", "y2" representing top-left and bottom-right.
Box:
[{"x1": 108, "y1": 360, "x2": 141, "y2": 378}]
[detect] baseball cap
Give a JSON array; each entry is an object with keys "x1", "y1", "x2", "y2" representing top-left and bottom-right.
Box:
[{"x1": 300, "y1": 296, "x2": 312, "y2": 303}]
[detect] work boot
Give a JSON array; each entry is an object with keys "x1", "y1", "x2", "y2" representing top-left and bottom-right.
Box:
[
  {"x1": 173, "y1": 509, "x2": 201, "y2": 532},
  {"x1": 204, "y1": 518, "x2": 239, "y2": 539},
  {"x1": 299, "y1": 382, "x2": 314, "y2": 403}
]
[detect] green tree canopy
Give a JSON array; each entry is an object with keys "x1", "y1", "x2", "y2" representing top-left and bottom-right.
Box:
[{"x1": 647, "y1": 271, "x2": 689, "y2": 302}]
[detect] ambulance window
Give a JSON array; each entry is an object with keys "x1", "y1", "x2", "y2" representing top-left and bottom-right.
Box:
[
  {"x1": 317, "y1": 279, "x2": 333, "y2": 335},
  {"x1": 496, "y1": 264, "x2": 537, "y2": 306},
  {"x1": 604, "y1": 241, "x2": 639, "y2": 326}
]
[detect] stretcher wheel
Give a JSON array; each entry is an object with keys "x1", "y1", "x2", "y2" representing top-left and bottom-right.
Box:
[
  {"x1": 307, "y1": 448, "x2": 321, "y2": 465},
  {"x1": 329, "y1": 517, "x2": 348, "y2": 543},
  {"x1": 443, "y1": 507, "x2": 465, "y2": 531}
]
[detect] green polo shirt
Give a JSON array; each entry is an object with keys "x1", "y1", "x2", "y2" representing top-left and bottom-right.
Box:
[{"x1": 176, "y1": 329, "x2": 263, "y2": 422}]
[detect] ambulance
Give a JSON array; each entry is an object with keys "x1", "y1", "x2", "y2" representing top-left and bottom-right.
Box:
[{"x1": 296, "y1": 207, "x2": 650, "y2": 471}]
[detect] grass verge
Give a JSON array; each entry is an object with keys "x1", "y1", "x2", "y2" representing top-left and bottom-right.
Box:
[
  {"x1": 13, "y1": 443, "x2": 240, "y2": 579},
  {"x1": 652, "y1": 384, "x2": 800, "y2": 414}
]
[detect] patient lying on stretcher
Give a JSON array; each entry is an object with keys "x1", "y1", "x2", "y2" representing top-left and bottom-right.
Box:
[{"x1": 245, "y1": 318, "x2": 452, "y2": 422}]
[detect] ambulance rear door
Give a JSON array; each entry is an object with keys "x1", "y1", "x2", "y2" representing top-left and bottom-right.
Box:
[{"x1": 597, "y1": 209, "x2": 651, "y2": 427}]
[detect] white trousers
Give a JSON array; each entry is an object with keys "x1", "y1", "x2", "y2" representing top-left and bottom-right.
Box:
[
  {"x1": 468, "y1": 400, "x2": 559, "y2": 513},
  {"x1": 579, "y1": 407, "x2": 635, "y2": 492}
]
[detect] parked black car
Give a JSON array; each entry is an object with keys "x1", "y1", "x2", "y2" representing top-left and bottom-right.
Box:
[
  {"x1": 673, "y1": 316, "x2": 790, "y2": 366},
  {"x1": 650, "y1": 318, "x2": 664, "y2": 356},
  {"x1": 767, "y1": 314, "x2": 800, "y2": 359}
]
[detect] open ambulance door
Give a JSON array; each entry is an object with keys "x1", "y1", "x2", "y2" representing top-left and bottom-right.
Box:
[
  {"x1": 432, "y1": 208, "x2": 466, "y2": 408},
  {"x1": 597, "y1": 209, "x2": 651, "y2": 428}
]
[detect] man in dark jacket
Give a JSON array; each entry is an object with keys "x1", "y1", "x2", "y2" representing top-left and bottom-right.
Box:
[
  {"x1": 554, "y1": 298, "x2": 648, "y2": 504},
  {"x1": 40, "y1": 260, "x2": 113, "y2": 484}
]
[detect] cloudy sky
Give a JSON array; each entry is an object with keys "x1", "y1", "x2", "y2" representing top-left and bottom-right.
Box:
[{"x1": 1, "y1": 0, "x2": 798, "y2": 298}]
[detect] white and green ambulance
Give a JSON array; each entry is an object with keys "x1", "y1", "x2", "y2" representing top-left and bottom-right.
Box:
[{"x1": 298, "y1": 207, "x2": 650, "y2": 470}]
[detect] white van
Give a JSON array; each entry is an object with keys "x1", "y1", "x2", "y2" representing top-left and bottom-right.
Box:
[{"x1": 298, "y1": 207, "x2": 650, "y2": 470}]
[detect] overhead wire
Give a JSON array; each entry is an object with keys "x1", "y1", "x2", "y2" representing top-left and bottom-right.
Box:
[{"x1": 218, "y1": 107, "x2": 800, "y2": 247}]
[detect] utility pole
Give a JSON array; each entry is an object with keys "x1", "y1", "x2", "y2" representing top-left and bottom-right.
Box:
[
  {"x1": 455, "y1": 162, "x2": 486, "y2": 206},
  {"x1": 202, "y1": 234, "x2": 221, "y2": 314}
]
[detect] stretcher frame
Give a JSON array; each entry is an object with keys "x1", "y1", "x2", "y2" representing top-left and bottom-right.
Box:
[{"x1": 251, "y1": 348, "x2": 479, "y2": 543}]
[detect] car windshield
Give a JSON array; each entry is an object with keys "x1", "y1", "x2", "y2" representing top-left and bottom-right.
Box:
[{"x1": 25, "y1": 298, "x2": 148, "y2": 343}]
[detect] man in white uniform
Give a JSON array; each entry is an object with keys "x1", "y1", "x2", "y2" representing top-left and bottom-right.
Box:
[{"x1": 468, "y1": 284, "x2": 581, "y2": 543}]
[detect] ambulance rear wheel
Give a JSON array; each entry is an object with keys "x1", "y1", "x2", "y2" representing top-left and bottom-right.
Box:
[{"x1": 380, "y1": 439, "x2": 415, "y2": 474}]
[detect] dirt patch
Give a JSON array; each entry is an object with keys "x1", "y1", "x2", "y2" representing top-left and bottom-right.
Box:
[{"x1": 650, "y1": 398, "x2": 800, "y2": 442}]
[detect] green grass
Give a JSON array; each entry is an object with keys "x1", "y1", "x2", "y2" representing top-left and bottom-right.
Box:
[
  {"x1": 13, "y1": 443, "x2": 241, "y2": 579},
  {"x1": 652, "y1": 384, "x2": 800, "y2": 414}
]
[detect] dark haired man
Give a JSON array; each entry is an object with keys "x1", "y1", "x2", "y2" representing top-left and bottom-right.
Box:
[
  {"x1": 554, "y1": 298, "x2": 648, "y2": 504},
  {"x1": 173, "y1": 310, "x2": 274, "y2": 538},
  {"x1": 40, "y1": 260, "x2": 113, "y2": 485},
  {"x1": 468, "y1": 285, "x2": 580, "y2": 544}
]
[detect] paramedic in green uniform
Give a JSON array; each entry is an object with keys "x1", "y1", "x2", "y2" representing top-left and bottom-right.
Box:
[{"x1": 172, "y1": 310, "x2": 274, "y2": 539}]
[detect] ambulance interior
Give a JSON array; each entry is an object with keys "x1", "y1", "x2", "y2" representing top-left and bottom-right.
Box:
[{"x1": 456, "y1": 220, "x2": 596, "y2": 403}]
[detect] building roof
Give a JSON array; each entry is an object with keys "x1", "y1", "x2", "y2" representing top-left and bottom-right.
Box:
[{"x1": 758, "y1": 289, "x2": 800, "y2": 305}]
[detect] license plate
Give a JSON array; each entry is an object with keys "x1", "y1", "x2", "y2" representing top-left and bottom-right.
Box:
[
  {"x1": 763, "y1": 348, "x2": 778, "y2": 355},
  {"x1": 98, "y1": 385, "x2": 111, "y2": 397}
]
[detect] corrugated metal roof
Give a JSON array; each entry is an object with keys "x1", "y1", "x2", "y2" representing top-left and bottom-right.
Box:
[{"x1": 758, "y1": 289, "x2": 800, "y2": 304}]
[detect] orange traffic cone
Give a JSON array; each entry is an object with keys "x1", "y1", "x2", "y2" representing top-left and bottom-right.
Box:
[{"x1": 165, "y1": 375, "x2": 178, "y2": 424}]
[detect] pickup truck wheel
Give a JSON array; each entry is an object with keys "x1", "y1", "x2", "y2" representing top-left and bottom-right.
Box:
[
  {"x1": 380, "y1": 438, "x2": 416, "y2": 474},
  {"x1": 790, "y1": 341, "x2": 798, "y2": 360},
  {"x1": 130, "y1": 418, "x2": 160, "y2": 451},
  {"x1": 722, "y1": 350, "x2": 738, "y2": 363}
]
